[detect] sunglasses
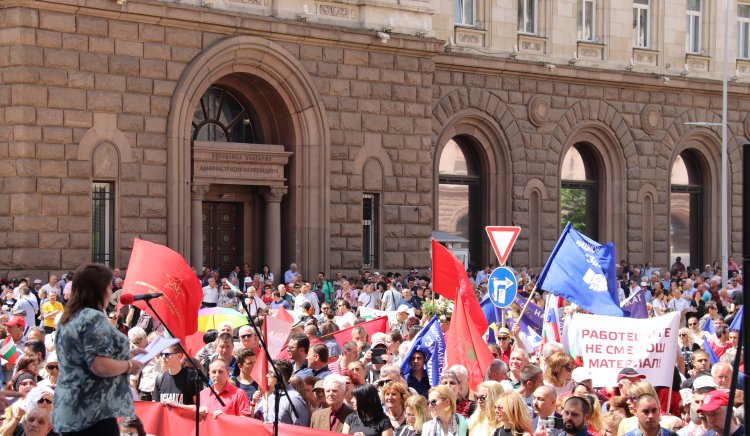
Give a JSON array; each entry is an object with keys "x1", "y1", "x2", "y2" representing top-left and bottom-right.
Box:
[
  {"x1": 476, "y1": 395, "x2": 487, "y2": 402},
  {"x1": 679, "y1": 334, "x2": 687, "y2": 337},
  {"x1": 46, "y1": 365, "x2": 59, "y2": 371},
  {"x1": 37, "y1": 398, "x2": 52, "y2": 404},
  {"x1": 160, "y1": 352, "x2": 178, "y2": 358},
  {"x1": 240, "y1": 334, "x2": 255, "y2": 339},
  {"x1": 688, "y1": 323, "x2": 697, "y2": 326},
  {"x1": 428, "y1": 399, "x2": 440, "y2": 407},
  {"x1": 377, "y1": 379, "x2": 393, "y2": 387},
  {"x1": 497, "y1": 336, "x2": 510, "y2": 341}
]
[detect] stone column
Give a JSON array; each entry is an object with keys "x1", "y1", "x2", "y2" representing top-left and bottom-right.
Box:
[
  {"x1": 191, "y1": 184, "x2": 210, "y2": 272},
  {"x1": 260, "y1": 187, "x2": 287, "y2": 283}
]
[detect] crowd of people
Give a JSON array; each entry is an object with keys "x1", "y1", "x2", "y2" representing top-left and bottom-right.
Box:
[{"x1": 0, "y1": 257, "x2": 744, "y2": 436}]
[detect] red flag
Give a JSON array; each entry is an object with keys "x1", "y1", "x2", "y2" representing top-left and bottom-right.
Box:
[
  {"x1": 330, "y1": 316, "x2": 389, "y2": 347},
  {"x1": 274, "y1": 306, "x2": 295, "y2": 324},
  {"x1": 251, "y1": 310, "x2": 293, "y2": 392},
  {"x1": 121, "y1": 238, "x2": 202, "y2": 343},
  {"x1": 440, "y1": 243, "x2": 494, "y2": 391},
  {"x1": 431, "y1": 240, "x2": 460, "y2": 300},
  {"x1": 251, "y1": 319, "x2": 270, "y2": 392}
]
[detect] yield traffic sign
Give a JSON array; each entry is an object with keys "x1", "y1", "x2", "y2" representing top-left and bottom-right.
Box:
[{"x1": 485, "y1": 226, "x2": 521, "y2": 266}]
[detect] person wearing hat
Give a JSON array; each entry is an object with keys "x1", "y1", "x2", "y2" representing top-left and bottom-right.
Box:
[
  {"x1": 1, "y1": 315, "x2": 27, "y2": 382},
  {"x1": 698, "y1": 390, "x2": 744, "y2": 436},
  {"x1": 616, "y1": 368, "x2": 646, "y2": 396},
  {"x1": 495, "y1": 327, "x2": 513, "y2": 364}
]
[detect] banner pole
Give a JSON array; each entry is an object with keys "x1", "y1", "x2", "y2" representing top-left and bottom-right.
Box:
[
  {"x1": 518, "y1": 284, "x2": 538, "y2": 320},
  {"x1": 666, "y1": 385, "x2": 673, "y2": 417}
]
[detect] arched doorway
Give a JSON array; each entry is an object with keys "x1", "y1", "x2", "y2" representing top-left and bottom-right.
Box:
[
  {"x1": 670, "y1": 150, "x2": 705, "y2": 270},
  {"x1": 437, "y1": 137, "x2": 484, "y2": 269},
  {"x1": 167, "y1": 36, "x2": 329, "y2": 280},
  {"x1": 560, "y1": 144, "x2": 599, "y2": 239}
]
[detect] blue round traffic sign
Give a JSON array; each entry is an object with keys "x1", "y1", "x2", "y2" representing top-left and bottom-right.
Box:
[{"x1": 488, "y1": 267, "x2": 518, "y2": 308}]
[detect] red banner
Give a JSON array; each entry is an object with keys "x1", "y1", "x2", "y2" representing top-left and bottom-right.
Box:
[
  {"x1": 135, "y1": 401, "x2": 339, "y2": 435},
  {"x1": 330, "y1": 316, "x2": 389, "y2": 347},
  {"x1": 121, "y1": 239, "x2": 203, "y2": 342}
]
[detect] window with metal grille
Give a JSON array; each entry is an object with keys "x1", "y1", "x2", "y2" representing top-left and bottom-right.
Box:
[
  {"x1": 92, "y1": 182, "x2": 114, "y2": 266},
  {"x1": 362, "y1": 194, "x2": 379, "y2": 268},
  {"x1": 191, "y1": 86, "x2": 257, "y2": 143}
]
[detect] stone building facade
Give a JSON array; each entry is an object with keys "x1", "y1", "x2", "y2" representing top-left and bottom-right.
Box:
[{"x1": 0, "y1": 0, "x2": 746, "y2": 280}]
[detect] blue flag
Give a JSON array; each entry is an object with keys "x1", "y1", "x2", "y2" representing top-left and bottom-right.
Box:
[
  {"x1": 703, "y1": 336, "x2": 719, "y2": 365},
  {"x1": 480, "y1": 297, "x2": 500, "y2": 344},
  {"x1": 506, "y1": 294, "x2": 544, "y2": 335},
  {"x1": 729, "y1": 307, "x2": 743, "y2": 331},
  {"x1": 505, "y1": 294, "x2": 544, "y2": 350},
  {"x1": 536, "y1": 223, "x2": 625, "y2": 317},
  {"x1": 621, "y1": 289, "x2": 648, "y2": 319},
  {"x1": 702, "y1": 318, "x2": 716, "y2": 336},
  {"x1": 400, "y1": 316, "x2": 445, "y2": 387}
]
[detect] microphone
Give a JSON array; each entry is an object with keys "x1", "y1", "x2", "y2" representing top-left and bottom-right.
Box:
[{"x1": 119, "y1": 293, "x2": 163, "y2": 305}]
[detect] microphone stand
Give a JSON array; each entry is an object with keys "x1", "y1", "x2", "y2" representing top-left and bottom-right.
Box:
[
  {"x1": 144, "y1": 299, "x2": 225, "y2": 436},
  {"x1": 234, "y1": 292, "x2": 298, "y2": 436}
]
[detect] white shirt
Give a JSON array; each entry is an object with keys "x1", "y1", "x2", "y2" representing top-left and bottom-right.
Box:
[
  {"x1": 245, "y1": 296, "x2": 267, "y2": 316},
  {"x1": 294, "y1": 292, "x2": 319, "y2": 315},
  {"x1": 202, "y1": 285, "x2": 219, "y2": 303},
  {"x1": 358, "y1": 292, "x2": 376, "y2": 309}
]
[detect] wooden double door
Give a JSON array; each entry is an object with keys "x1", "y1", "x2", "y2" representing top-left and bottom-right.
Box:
[{"x1": 202, "y1": 202, "x2": 242, "y2": 276}]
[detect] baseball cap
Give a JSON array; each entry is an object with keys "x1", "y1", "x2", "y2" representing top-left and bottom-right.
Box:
[
  {"x1": 617, "y1": 368, "x2": 646, "y2": 382},
  {"x1": 244, "y1": 277, "x2": 253, "y2": 283},
  {"x1": 572, "y1": 367, "x2": 592, "y2": 383},
  {"x1": 396, "y1": 305, "x2": 409, "y2": 313},
  {"x1": 313, "y1": 380, "x2": 325, "y2": 391},
  {"x1": 33, "y1": 279, "x2": 43, "y2": 285},
  {"x1": 4, "y1": 316, "x2": 25, "y2": 328},
  {"x1": 697, "y1": 390, "x2": 729, "y2": 413},
  {"x1": 693, "y1": 375, "x2": 717, "y2": 391},
  {"x1": 371, "y1": 340, "x2": 387, "y2": 348}
]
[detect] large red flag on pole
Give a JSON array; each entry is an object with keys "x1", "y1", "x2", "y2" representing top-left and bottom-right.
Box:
[
  {"x1": 122, "y1": 238, "x2": 202, "y2": 343},
  {"x1": 431, "y1": 239, "x2": 460, "y2": 300},
  {"x1": 434, "y1": 240, "x2": 494, "y2": 391}
]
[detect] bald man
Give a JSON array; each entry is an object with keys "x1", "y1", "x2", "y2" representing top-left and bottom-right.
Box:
[{"x1": 533, "y1": 385, "x2": 563, "y2": 435}]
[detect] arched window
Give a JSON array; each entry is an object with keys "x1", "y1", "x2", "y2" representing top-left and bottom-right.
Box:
[
  {"x1": 670, "y1": 152, "x2": 704, "y2": 269},
  {"x1": 191, "y1": 86, "x2": 257, "y2": 143},
  {"x1": 560, "y1": 144, "x2": 598, "y2": 238},
  {"x1": 438, "y1": 138, "x2": 482, "y2": 266}
]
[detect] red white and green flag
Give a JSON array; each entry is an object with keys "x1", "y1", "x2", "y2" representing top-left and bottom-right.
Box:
[{"x1": 0, "y1": 337, "x2": 18, "y2": 365}]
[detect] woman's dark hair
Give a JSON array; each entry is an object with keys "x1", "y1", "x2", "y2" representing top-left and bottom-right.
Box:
[
  {"x1": 203, "y1": 330, "x2": 218, "y2": 344},
  {"x1": 352, "y1": 384, "x2": 387, "y2": 423},
  {"x1": 60, "y1": 264, "x2": 113, "y2": 324},
  {"x1": 120, "y1": 416, "x2": 147, "y2": 436}
]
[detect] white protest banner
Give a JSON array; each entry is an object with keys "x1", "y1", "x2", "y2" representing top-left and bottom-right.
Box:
[
  {"x1": 358, "y1": 306, "x2": 414, "y2": 325},
  {"x1": 564, "y1": 311, "x2": 680, "y2": 387}
]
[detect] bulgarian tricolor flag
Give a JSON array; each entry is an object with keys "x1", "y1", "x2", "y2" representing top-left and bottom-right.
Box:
[{"x1": 0, "y1": 337, "x2": 18, "y2": 365}]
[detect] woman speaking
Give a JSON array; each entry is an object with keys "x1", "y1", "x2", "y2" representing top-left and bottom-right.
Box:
[{"x1": 52, "y1": 264, "x2": 145, "y2": 435}]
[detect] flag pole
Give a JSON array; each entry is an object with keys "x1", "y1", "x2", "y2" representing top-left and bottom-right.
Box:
[
  {"x1": 517, "y1": 284, "x2": 538, "y2": 320},
  {"x1": 666, "y1": 385, "x2": 673, "y2": 417}
]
